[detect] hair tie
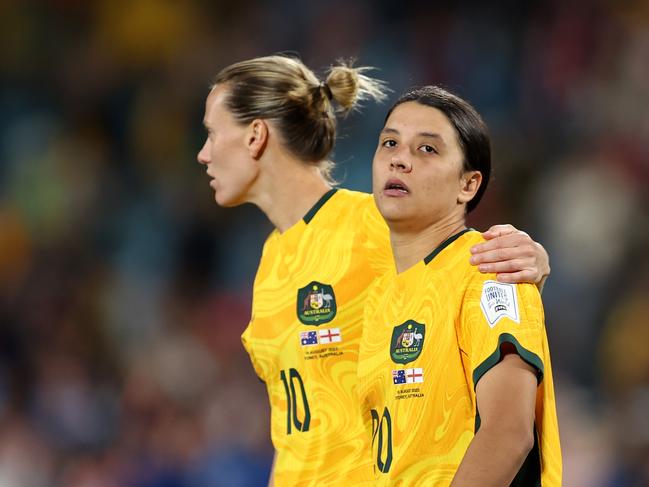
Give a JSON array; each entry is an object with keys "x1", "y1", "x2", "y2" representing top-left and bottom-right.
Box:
[{"x1": 320, "y1": 81, "x2": 333, "y2": 101}]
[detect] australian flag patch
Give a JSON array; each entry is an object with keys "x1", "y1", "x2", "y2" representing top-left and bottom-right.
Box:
[
  {"x1": 300, "y1": 331, "x2": 319, "y2": 346},
  {"x1": 392, "y1": 369, "x2": 407, "y2": 384}
]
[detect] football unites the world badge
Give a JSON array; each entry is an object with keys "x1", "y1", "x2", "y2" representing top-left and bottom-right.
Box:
[
  {"x1": 296, "y1": 281, "x2": 337, "y2": 325},
  {"x1": 390, "y1": 320, "x2": 425, "y2": 364}
]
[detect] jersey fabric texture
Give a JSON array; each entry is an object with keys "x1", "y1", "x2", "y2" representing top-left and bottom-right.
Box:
[
  {"x1": 357, "y1": 229, "x2": 562, "y2": 486},
  {"x1": 241, "y1": 188, "x2": 392, "y2": 485}
]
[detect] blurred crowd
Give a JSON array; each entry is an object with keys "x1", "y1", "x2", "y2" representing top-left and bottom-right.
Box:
[{"x1": 0, "y1": 0, "x2": 647, "y2": 485}]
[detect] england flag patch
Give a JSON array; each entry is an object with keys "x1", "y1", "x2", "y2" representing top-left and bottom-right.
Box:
[
  {"x1": 480, "y1": 280, "x2": 519, "y2": 328},
  {"x1": 318, "y1": 328, "x2": 341, "y2": 344}
]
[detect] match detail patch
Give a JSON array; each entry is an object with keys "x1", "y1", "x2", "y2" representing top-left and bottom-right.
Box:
[{"x1": 480, "y1": 280, "x2": 519, "y2": 328}]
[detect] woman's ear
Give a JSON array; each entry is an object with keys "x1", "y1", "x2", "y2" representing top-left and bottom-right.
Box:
[
  {"x1": 457, "y1": 170, "x2": 482, "y2": 205},
  {"x1": 247, "y1": 119, "x2": 268, "y2": 159}
]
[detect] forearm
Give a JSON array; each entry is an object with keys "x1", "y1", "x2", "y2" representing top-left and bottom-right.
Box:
[{"x1": 451, "y1": 425, "x2": 533, "y2": 487}]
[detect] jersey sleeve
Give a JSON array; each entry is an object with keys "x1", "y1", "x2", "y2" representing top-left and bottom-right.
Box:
[
  {"x1": 239, "y1": 234, "x2": 273, "y2": 383},
  {"x1": 240, "y1": 323, "x2": 265, "y2": 382},
  {"x1": 458, "y1": 272, "x2": 547, "y2": 390}
]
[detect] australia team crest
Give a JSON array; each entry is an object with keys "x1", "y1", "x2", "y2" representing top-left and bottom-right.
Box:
[
  {"x1": 297, "y1": 281, "x2": 337, "y2": 325},
  {"x1": 390, "y1": 320, "x2": 425, "y2": 364}
]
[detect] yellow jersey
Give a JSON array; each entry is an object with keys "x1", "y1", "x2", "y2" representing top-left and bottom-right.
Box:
[
  {"x1": 241, "y1": 188, "x2": 392, "y2": 485},
  {"x1": 357, "y1": 229, "x2": 562, "y2": 486}
]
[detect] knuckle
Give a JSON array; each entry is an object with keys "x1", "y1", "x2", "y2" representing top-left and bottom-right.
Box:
[
  {"x1": 522, "y1": 259, "x2": 536, "y2": 270},
  {"x1": 478, "y1": 243, "x2": 494, "y2": 255},
  {"x1": 512, "y1": 233, "x2": 528, "y2": 244},
  {"x1": 508, "y1": 272, "x2": 526, "y2": 284},
  {"x1": 505, "y1": 235, "x2": 520, "y2": 247},
  {"x1": 522, "y1": 244, "x2": 535, "y2": 256},
  {"x1": 509, "y1": 259, "x2": 525, "y2": 272},
  {"x1": 497, "y1": 273, "x2": 514, "y2": 283}
]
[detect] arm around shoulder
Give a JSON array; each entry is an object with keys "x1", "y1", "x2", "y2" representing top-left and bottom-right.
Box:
[{"x1": 470, "y1": 224, "x2": 551, "y2": 291}]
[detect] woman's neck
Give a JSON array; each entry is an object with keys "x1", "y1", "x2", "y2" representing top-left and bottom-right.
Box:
[
  {"x1": 251, "y1": 157, "x2": 332, "y2": 233},
  {"x1": 390, "y1": 214, "x2": 467, "y2": 273}
]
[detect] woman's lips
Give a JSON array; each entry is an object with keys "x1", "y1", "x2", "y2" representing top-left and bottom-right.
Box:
[{"x1": 383, "y1": 178, "x2": 410, "y2": 196}]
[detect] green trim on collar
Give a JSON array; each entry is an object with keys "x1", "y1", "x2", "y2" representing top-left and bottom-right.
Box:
[
  {"x1": 423, "y1": 228, "x2": 474, "y2": 265},
  {"x1": 303, "y1": 188, "x2": 338, "y2": 224}
]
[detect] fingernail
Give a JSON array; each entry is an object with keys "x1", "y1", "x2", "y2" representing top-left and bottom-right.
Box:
[
  {"x1": 479, "y1": 264, "x2": 488, "y2": 272},
  {"x1": 469, "y1": 256, "x2": 477, "y2": 264}
]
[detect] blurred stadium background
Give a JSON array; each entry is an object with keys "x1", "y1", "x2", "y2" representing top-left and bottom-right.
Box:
[{"x1": 1, "y1": 0, "x2": 648, "y2": 485}]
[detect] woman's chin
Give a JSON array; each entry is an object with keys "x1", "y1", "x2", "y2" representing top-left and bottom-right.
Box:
[{"x1": 214, "y1": 191, "x2": 242, "y2": 208}]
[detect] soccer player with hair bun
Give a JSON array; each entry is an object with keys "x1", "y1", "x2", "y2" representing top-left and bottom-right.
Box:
[{"x1": 197, "y1": 55, "x2": 552, "y2": 485}]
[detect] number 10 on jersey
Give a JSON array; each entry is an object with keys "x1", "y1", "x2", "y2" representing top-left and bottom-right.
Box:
[{"x1": 280, "y1": 368, "x2": 311, "y2": 434}]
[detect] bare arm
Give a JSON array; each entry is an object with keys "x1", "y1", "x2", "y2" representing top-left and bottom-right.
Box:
[
  {"x1": 470, "y1": 224, "x2": 550, "y2": 292},
  {"x1": 451, "y1": 351, "x2": 538, "y2": 487}
]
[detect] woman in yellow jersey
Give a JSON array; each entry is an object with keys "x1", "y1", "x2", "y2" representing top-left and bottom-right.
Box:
[
  {"x1": 196, "y1": 55, "x2": 551, "y2": 486},
  {"x1": 358, "y1": 86, "x2": 561, "y2": 485}
]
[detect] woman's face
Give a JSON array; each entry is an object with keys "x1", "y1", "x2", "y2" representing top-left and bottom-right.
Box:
[
  {"x1": 372, "y1": 101, "x2": 478, "y2": 232},
  {"x1": 197, "y1": 85, "x2": 259, "y2": 207}
]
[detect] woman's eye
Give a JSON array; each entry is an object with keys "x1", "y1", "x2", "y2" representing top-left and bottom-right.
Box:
[
  {"x1": 420, "y1": 145, "x2": 437, "y2": 154},
  {"x1": 382, "y1": 139, "x2": 397, "y2": 148}
]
